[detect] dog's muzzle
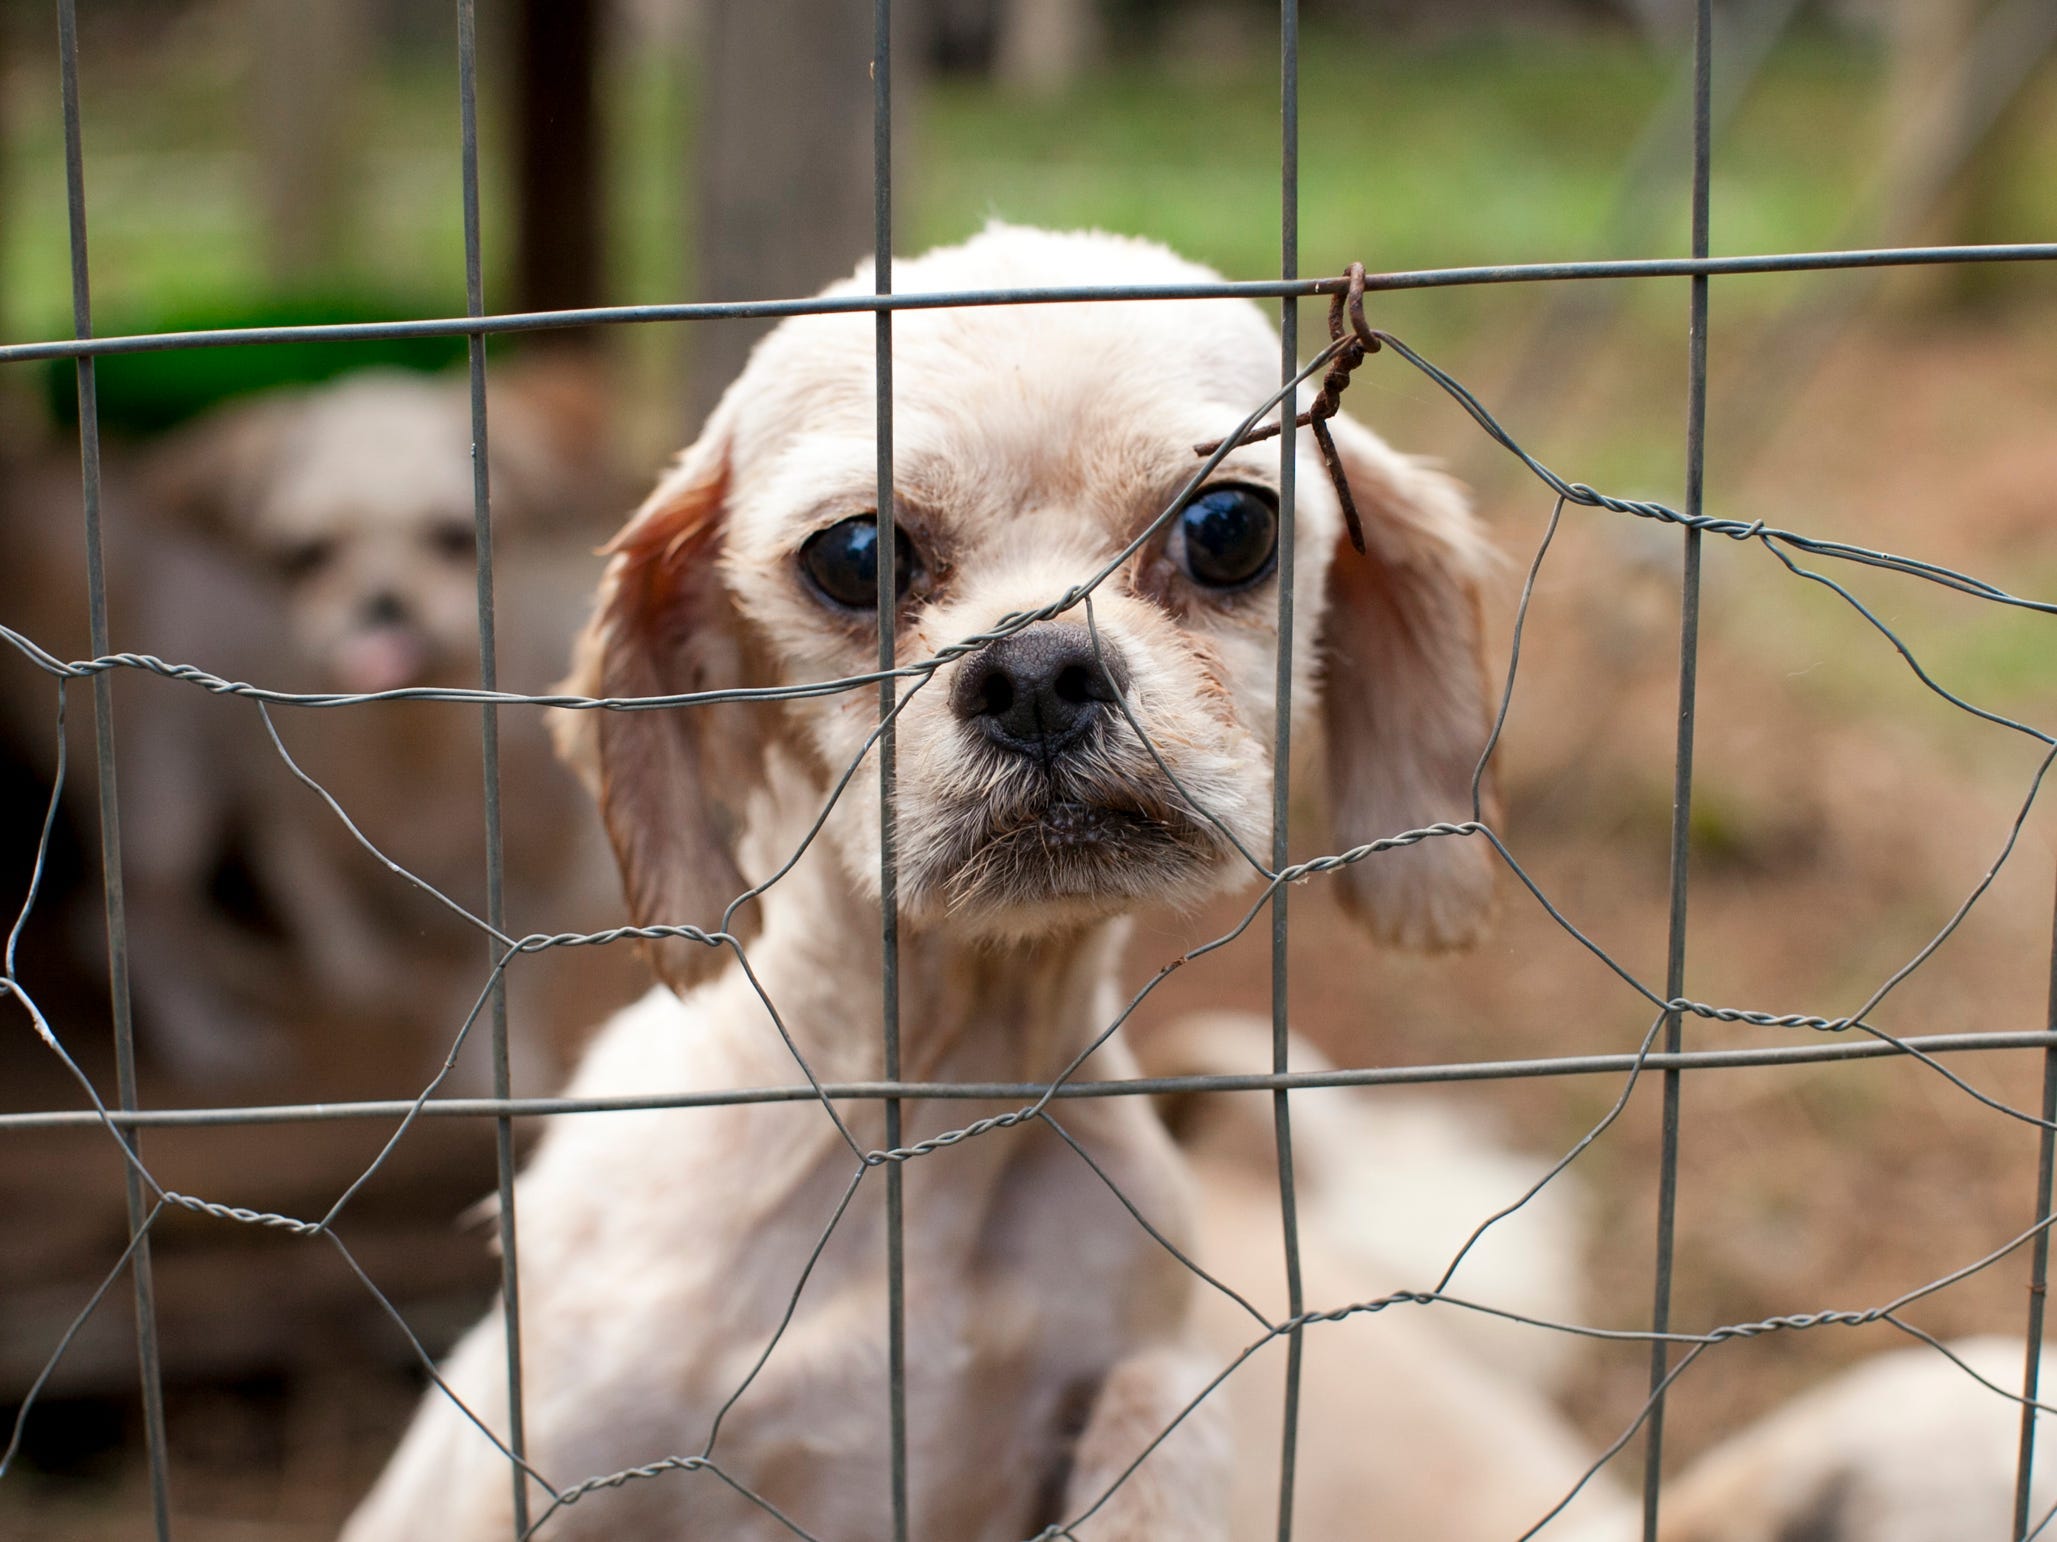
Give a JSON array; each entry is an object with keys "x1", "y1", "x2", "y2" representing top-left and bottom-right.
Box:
[
  {"x1": 909, "y1": 620, "x2": 1219, "y2": 915},
  {"x1": 949, "y1": 622, "x2": 1131, "y2": 759}
]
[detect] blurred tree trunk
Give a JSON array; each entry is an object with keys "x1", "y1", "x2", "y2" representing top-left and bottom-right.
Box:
[
  {"x1": 254, "y1": 0, "x2": 370, "y2": 287},
  {"x1": 995, "y1": 0, "x2": 1100, "y2": 93},
  {"x1": 690, "y1": 0, "x2": 907, "y2": 420},
  {"x1": 512, "y1": 0, "x2": 606, "y2": 335},
  {"x1": 1885, "y1": 0, "x2": 1981, "y2": 242},
  {"x1": 1912, "y1": 0, "x2": 2054, "y2": 303},
  {"x1": 0, "y1": 6, "x2": 9, "y2": 338},
  {"x1": 1885, "y1": 0, "x2": 2054, "y2": 306},
  {"x1": 0, "y1": 5, "x2": 22, "y2": 448}
]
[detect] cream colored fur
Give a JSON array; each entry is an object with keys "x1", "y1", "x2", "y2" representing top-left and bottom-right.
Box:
[
  {"x1": 1146, "y1": 1011, "x2": 1594, "y2": 1394},
  {"x1": 346, "y1": 224, "x2": 1533, "y2": 1540},
  {"x1": 1564, "y1": 1336, "x2": 2057, "y2": 1542},
  {"x1": 2, "y1": 365, "x2": 630, "y2": 1091}
]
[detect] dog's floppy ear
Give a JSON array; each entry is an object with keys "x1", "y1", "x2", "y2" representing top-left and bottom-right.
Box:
[
  {"x1": 553, "y1": 396, "x2": 766, "y2": 990},
  {"x1": 140, "y1": 392, "x2": 301, "y2": 540},
  {"x1": 485, "y1": 356, "x2": 623, "y2": 536},
  {"x1": 1317, "y1": 410, "x2": 1499, "y2": 952}
]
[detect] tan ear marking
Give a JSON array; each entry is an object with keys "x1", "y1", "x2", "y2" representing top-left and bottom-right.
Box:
[{"x1": 553, "y1": 410, "x2": 766, "y2": 991}]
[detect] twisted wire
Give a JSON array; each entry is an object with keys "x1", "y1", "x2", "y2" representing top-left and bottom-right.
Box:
[{"x1": 4, "y1": 296, "x2": 2053, "y2": 1539}]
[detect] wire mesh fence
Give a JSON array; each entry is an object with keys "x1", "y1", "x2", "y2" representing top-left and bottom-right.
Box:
[{"x1": 2, "y1": 0, "x2": 2056, "y2": 1539}]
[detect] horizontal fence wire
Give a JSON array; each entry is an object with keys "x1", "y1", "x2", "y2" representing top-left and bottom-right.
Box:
[
  {"x1": 0, "y1": 1040, "x2": 2057, "y2": 1134},
  {"x1": 0, "y1": 245, "x2": 2054, "y2": 366},
  {"x1": 2, "y1": 1031, "x2": 2057, "y2": 1132},
  {"x1": 4, "y1": 264, "x2": 2054, "y2": 1533},
  {"x1": 3, "y1": 6, "x2": 2056, "y2": 1539}
]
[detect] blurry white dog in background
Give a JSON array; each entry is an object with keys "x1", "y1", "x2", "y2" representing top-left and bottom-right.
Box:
[
  {"x1": 144, "y1": 366, "x2": 612, "y2": 697},
  {"x1": 1, "y1": 362, "x2": 641, "y2": 1091}
]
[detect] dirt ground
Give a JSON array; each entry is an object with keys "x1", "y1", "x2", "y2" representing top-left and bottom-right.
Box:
[{"x1": 4, "y1": 308, "x2": 2055, "y2": 1536}]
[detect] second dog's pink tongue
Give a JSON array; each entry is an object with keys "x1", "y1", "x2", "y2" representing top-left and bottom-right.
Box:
[{"x1": 335, "y1": 629, "x2": 428, "y2": 694}]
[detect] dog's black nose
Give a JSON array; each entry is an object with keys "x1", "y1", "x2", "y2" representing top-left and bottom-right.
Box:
[
  {"x1": 951, "y1": 622, "x2": 1130, "y2": 757},
  {"x1": 363, "y1": 591, "x2": 410, "y2": 626}
]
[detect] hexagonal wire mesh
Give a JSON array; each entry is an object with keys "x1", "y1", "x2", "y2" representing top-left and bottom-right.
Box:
[{"x1": 3, "y1": 1, "x2": 2056, "y2": 1539}]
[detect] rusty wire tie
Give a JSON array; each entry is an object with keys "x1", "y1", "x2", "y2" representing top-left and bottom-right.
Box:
[{"x1": 1194, "y1": 260, "x2": 1379, "y2": 555}]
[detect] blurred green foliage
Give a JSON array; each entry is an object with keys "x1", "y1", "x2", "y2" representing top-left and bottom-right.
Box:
[
  {"x1": 37, "y1": 294, "x2": 467, "y2": 435},
  {"x1": 2, "y1": 14, "x2": 2051, "y2": 532},
  {"x1": 12, "y1": 19, "x2": 2051, "y2": 377}
]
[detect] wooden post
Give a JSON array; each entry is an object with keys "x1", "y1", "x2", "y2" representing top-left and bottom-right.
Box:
[
  {"x1": 995, "y1": 0, "x2": 1100, "y2": 94},
  {"x1": 512, "y1": 0, "x2": 606, "y2": 333},
  {"x1": 688, "y1": 0, "x2": 891, "y2": 420},
  {"x1": 252, "y1": 0, "x2": 370, "y2": 287}
]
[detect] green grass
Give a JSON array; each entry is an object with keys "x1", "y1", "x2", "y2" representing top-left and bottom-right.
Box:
[
  {"x1": 0, "y1": 25, "x2": 1947, "y2": 325},
  {"x1": 5, "y1": 20, "x2": 2052, "y2": 433}
]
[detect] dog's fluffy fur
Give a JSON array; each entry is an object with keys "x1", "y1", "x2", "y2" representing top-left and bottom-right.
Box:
[
  {"x1": 3, "y1": 365, "x2": 635, "y2": 1088},
  {"x1": 1141, "y1": 1013, "x2": 1634, "y2": 1536},
  {"x1": 1146, "y1": 1011, "x2": 1594, "y2": 1394},
  {"x1": 1599, "y1": 1337, "x2": 2057, "y2": 1542},
  {"x1": 143, "y1": 365, "x2": 615, "y2": 697},
  {"x1": 345, "y1": 225, "x2": 1560, "y2": 1540}
]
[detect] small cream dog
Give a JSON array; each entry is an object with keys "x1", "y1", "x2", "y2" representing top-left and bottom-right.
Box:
[
  {"x1": 111, "y1": 365, "x2": 631, "y2": 1088},
  {"x1": 144, "y1": 364, "x2": 615, "y2": 699},
  {"x1": 345, "y1": 225, "x2": 1508, "y2": 1540}
]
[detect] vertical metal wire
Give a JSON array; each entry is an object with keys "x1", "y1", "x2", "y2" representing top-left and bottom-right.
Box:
[
  {"x1": 872, "y1": 0, "x2": 909, "y2": 1537},
  {"x1": 2016, "y1": 868, "x2": 2057, "y2": 1539},
  {"x1": 1270, "y1": 2, "x2": 1306, "y2": 1538},
  {"x1": 1642, "y1": 0, "x2": 1713, "y2": 1532},
  {"x1": 454, "y1": 5, "x2": 530, "y2": 1534},
  {"x1": 54, "y1": 4, "x2": 172, "y2": 1535},
  {"x1": 16, "y1": 8, "x2": 2057, "y2": 1534}
]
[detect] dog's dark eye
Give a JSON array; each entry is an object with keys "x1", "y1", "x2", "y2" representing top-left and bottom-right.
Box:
[
  {"x1": 800, "y1": 514, "x2": 917, "y2": 610},
  {"x1": 1170, "y1": 484, "x2": 1278, "y2": 589},
  {"x1": 428, "y1": 519, "x2": 476, "y2": 561},
  {"x1": 275, "y1": 536, "x2": 335, "y2": 582}
]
